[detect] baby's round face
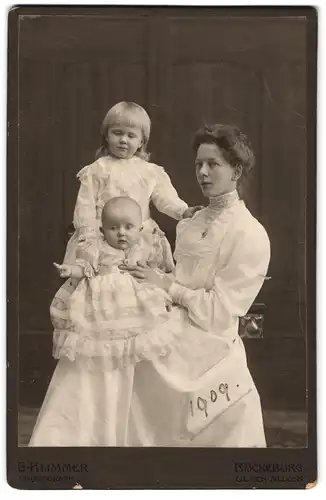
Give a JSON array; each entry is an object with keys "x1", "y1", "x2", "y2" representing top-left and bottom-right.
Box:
[{"x1": 102, "y1": 203, "x2": 142, "y2": 251}]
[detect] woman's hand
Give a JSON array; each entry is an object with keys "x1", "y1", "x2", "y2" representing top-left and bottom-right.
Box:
[
  {"x1": 118, "y1": 261, "x2": 175, "y2": 291},
  {"x1": 182, "y1": 205, "x2": 204, "y2": 219}
]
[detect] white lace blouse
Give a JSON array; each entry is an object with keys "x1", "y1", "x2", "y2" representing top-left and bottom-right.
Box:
[
  {"x1": 168, "y1": 193, "x2": 271, "y2": 337},
  {"x1": 73, "y1": 155, "x2": 188, "y2": 234}
]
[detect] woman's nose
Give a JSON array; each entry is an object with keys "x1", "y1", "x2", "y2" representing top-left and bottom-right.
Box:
[{"x1": 198, "y1": 163, "x2": 209, "y2": 177}]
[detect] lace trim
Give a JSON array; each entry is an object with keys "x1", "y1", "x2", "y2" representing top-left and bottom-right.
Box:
[
  {"x1": 208, "y1": 190, "x2": 239, "y2": 211},
  {"x1": 52, "y1": 314, "x2": 182, "y2": 371}
]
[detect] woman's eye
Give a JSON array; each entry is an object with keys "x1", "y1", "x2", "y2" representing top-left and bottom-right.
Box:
[{"x1": 208, "y1": 162, "x2": 219, "y2": 168}]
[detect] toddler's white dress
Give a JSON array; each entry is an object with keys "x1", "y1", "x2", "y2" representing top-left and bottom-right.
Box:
[{"x1": 63, "y1": 155, "x2": 188, "y2": 272}]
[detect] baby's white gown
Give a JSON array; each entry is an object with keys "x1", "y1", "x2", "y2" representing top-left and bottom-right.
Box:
[{"x1": 29, "y1": 237, "x2": 180, "y2": 447}]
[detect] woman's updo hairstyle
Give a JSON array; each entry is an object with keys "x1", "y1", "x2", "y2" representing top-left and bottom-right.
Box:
[{"x1": 192, "y1": 124, "x2": 255, "y2": 183}]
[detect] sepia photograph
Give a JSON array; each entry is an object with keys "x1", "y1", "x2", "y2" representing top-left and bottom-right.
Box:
[{"x1": 7, "y1": 4, "x2": 317, "y2": 489}]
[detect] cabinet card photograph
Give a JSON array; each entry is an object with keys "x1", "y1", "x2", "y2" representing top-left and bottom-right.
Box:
[{"x1": 7, "y1": 5, "x2": 317, "y2": 490}]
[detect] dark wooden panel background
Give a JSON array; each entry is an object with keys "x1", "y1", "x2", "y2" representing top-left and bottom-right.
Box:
[{"x1": 18, "y1": 12, "x2": 307, "y2": 410}]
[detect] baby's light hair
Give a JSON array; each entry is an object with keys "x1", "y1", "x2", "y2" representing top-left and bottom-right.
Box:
[
  {"x1": 101, "y1": 196, "x2": 142, "y2": 226},
  {"x1": 95, "y1": 101, "x2": 151, "y2": 161}
]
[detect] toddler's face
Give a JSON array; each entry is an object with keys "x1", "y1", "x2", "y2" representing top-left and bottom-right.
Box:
[
  {"x1": 102, "y1": 205, "x2": 142, "y2": 251},
  {"x1": 107, "y1": 121, "x2": 143, "y2": 159}
]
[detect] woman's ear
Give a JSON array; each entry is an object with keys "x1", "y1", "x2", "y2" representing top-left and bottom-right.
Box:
[{"x1": 232, "y1": 164, "x2": 243, "y2": 182}]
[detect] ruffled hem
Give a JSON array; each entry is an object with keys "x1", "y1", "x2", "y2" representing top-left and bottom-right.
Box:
[{"x1": 52, "y1": 313, "x2": 182, "y2": 371}]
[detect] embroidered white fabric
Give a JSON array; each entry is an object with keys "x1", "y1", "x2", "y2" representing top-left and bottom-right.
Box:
[
  {"x1": 74, "y1": 155, "x2": 188, "y2": 229},
  {"x1": 51, "y1": 238, "x2": 180, "y2": 369},
  {"x1": 169, "y1": 198, "x2": 271, "y2": 333}
]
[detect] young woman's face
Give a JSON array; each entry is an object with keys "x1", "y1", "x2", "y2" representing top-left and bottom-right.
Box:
[
  {"x1": 107, "y1": 121, "x2": 143, "y2": 159},
  {"x1": 195, "y1": 143, "x2": 237, "y2": 198}
]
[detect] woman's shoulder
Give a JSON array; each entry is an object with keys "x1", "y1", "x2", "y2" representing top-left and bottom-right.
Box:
[
  {"x1": 232, "y1": 202, "x2": 270, "y2": 252},
  {"x1": 175, "y1": 209, "x2": 203, "y2": 236},
  {"x1": 175, "y1": 217, "x2": 189, "y2": 234}
]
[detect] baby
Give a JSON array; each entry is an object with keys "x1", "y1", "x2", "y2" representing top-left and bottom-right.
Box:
[
  {"x1": 51, "y1": 197, "x2": 178, "y2": 370},
  {"x1": 55, "y1": 196, "x2": 163, "y2": 279}
]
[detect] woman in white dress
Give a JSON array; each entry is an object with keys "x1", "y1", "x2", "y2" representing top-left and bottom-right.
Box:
[{"x1": 121, "y1": 123, "x2": 271, "y2": 447}]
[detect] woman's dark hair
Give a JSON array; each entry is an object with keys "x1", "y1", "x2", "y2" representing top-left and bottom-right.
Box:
[{"x1": 192, "y1": 124, "x2": 255, "y2": 182}]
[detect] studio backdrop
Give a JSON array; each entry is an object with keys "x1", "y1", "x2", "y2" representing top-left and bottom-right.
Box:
[{"x1": 18, "y1": 11, "x2": 307, "y2": 413}]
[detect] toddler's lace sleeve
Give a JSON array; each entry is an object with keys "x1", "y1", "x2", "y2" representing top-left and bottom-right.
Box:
[
  {"x1": 73, "y1": 163, "x2": 101, "y2": 238},
  {"x1": 72, "y1": 163, "x2": 101, "y2": 271},
  {"x1": 146, "y1": 230, "x2": 175, "y2": 272}
]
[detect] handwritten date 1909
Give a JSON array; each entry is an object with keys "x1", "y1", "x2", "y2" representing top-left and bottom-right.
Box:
[{"x1": 189, "y1": 383, "x2": 230, "y2": 418}]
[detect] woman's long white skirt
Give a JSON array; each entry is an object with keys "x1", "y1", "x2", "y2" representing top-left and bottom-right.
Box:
[
  {"x1": 29, "y1": 358, "x2": 135, "y2": 446},
  {"x1": 29, "y1": 334, "x2": 266, "y2": 448}
]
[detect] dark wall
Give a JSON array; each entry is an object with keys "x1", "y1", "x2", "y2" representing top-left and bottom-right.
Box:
[{"x1": 18, "y1": 10, "x2": 307, "y2": 410}]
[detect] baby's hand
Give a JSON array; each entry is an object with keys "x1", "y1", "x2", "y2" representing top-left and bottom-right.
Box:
[
  {"x1": 182, "y1": 206, "x2": 204, "y2": 219},
  {"x1": 53, "y1": 262, "x2": 72, "y2": 278},
  {"x1": 136, "y1": 259, "x2": 148, "y2": 268},
  {"x1": 146, "y1": 260, "x2": 158, "y2": 269}
]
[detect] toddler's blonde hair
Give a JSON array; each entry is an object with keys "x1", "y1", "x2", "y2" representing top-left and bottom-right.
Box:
[{"x1": 95, "y1": 101, "x2": 151, "y2": 161}]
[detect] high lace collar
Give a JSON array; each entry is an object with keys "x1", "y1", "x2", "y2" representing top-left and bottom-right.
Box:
[{"x1": 208, "y1": 190, "x2": 239, "y2": 211}]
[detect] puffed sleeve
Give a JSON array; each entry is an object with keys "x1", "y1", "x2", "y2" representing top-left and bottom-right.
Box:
[
  {"x1": 73, "y1": 163, "x2": 101, "y2": 237},
  {"x1": 150, "y1": 165, "x2": 188, "y2": 220},
  {"x1": 146, "y1": 230, "x2": 175, "y2": 272},
  {"x1": 71, "y1": 163, "x2": 102, "y2": 270},
  {"x1": 75, "y1": 237, "x2": 100, "y2": 278},
  {"x1": 168, "y1": 224, "x2": 271, "y2": 333}
]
